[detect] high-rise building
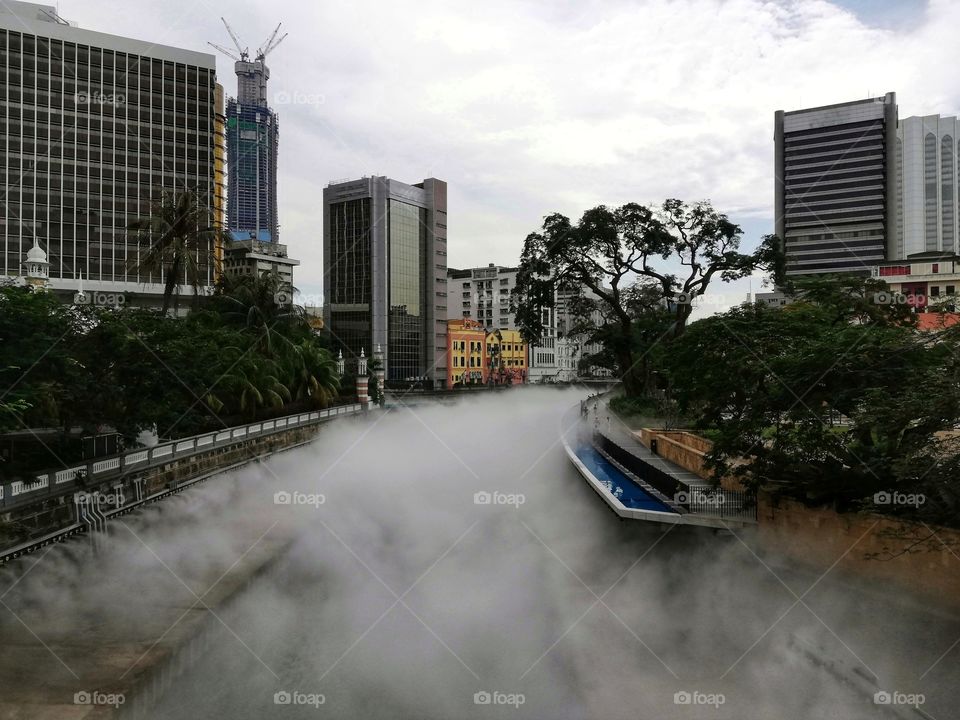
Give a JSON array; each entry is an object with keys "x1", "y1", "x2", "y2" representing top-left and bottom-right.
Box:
[
  {"x1": 323, "y1": 176, "x2": 449, "y2": 388},
  {"x1": 896, "y1": 115, "x2": 960, "y2": 258},
  {"x1": 0, "y1": 1, "x2": 218, "y2": 300},
  {"x1": 223, "y1": 50, "x2": 279, "y2": 243},
  {"x1": 226, "y1": 99, "x2": 278, "y2": 243},
  {"x1": 774, "y1": 93, "x2": 898, "y2": 275},
  {"x1": 213, "y1": 82, "x2": 227, "y2": 280},
  {"x1": 447, "y1": 264, "x2": 518, "y2": 328}
]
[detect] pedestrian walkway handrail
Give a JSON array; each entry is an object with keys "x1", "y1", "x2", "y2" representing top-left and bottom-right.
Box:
[{"x1": 1, "y1": 404, "x2": 363, "y2": 510}]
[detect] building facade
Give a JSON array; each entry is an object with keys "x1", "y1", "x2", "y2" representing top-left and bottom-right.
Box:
[
  {"x1": 872, "y1": 252, "x2": 960, "y2": 311},
  {"x1": 446, "y1": 318, "x2": 487, "y2": 387},
  {"x1": 775, "y1": 93, "x2": 898, "y2": 276},
  {"x1": 226, "y1": 99, "x2": 278, "y2": 243},
  {"x1": 0, "y1": 1, "x2": 218, "y2": 300},
  {"x1": 486, "y1": 329, "x2": 526, "y2": 385},
  {"x1": 323, "y1": 176, "x2": 448, "y2": 388},
  {"x1": 528, "y1": 281, "x2": 610, "y2": 382},
  {"x1": 447, "y1": 264, "x2": 517, "y2": 329},
  {"x1": 213, "y1": 82, "x2": 227, "y2": 280},
  {"x1": 897, "y1": 115, "x2": 960, "y2": 259},
  {"x1": 221, "y1": 237, "x2": 297, "y2": 287}
]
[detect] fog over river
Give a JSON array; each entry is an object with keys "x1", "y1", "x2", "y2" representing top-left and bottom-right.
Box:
[{"x1": 2, "y1": 388, "x2": 957, "y2": 719}]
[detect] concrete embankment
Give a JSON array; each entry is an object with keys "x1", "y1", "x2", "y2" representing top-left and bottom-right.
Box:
[
  {"x1": 0, "y1": 527, "x2": 294, "y2": 720},
  {"x1": 635, "y1": 426, "x2": 960, "y2": 608}
]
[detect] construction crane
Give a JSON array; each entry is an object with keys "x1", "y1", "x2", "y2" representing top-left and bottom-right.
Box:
[
  {"x1": 219, "y1": 17, "x2": 249, "y2": 61},
  {"x1": 256, "y1": 23, "x2": 288, "y2": 62},
  {"x1": 207, "y1": 41, "x2": 242, "y2": 62}
]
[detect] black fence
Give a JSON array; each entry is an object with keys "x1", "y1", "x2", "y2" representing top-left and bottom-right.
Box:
[
  {"x1": 595, "y1": 433, "x2": 684, "y2": 500},
  {"x1": 594, "y1": 432, "x2": 757, "y2": 522}
]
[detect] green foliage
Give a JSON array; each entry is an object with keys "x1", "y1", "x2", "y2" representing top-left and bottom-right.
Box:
[
  {"x1": 666, "y1": 277, "x2": 960, "y2": 523},
  {"x1": 609, "y1": 395, "x2": 658, "y2": 417},
  {"x1": 128, "y1": 189, "x2": 231, "y2": 315},
  {"x1": 0, "y1": 276, "x2": 341, "y2": 460},
  {"x1": 512, "y1": 199, "x2": 776, "y2": 396}
]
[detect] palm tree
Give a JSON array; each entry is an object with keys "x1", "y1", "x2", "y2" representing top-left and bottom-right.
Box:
[
  {"x1": 206, "y1": 351, "x2": 291, "y2": 420},
  {"x1": 128, "y1": 189, "x2": 228, "y2": 315},
  {"x1": 217, "y1": 272, "x2": 304, "y2": 357},
  {"x1": 287, "y1": 340, "x2": 340, "y2": 408}
]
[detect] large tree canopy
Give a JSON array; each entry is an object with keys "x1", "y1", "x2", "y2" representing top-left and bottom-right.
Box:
[
  {"x1": 513, "y1": 199, "x2": 779, "y2": 396},
  {"x1": 667, "y1": 277, "x2": 960, "y2": 525}
]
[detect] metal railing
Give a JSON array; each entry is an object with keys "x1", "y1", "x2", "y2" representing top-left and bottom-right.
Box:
[
  {"x1": 0, "y1": 404, "x2": 363, "y2": 510},
  {"x1": 594, "y1": 432, "x2": 756, "y2": 522}
]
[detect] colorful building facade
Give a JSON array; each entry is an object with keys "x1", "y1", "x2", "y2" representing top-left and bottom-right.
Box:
[
  {"x1": 447, "y1": 319, "x2": 487, "y2": 387},
  {"x1": 486, "y1": 329, "x2": 527, "y2": 385}
]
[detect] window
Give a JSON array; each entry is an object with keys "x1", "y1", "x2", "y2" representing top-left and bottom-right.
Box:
[
  {"x1": 925, "y1": 133, "x2": 938, "y2": 251},
  {"x1": 944, "y1": 135, "x2": 955, "y2": 252},
  {"x1": 933, "y1": 263, "x2": 940, "y2": 274},
  {"x1": 931, "y1": 286, "x2": 941, "y2": 297},
  {"x1": 948, "y1": 286, "x2": 956, "y2": 295}
]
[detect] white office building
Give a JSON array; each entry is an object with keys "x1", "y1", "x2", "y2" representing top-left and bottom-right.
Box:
[{"x1": 897, "y1": 115, "x2": 960, "y2": 259}]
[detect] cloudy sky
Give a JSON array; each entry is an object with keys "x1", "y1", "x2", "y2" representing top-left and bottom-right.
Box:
[{"x1": 65, "y1": 0, "x2": 960, "y2": 310}]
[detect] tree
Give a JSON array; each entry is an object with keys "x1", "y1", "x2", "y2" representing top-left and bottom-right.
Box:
[
  {"x1": 513, "y1": 200, "x2": 777, "y2": 397},
  {"x1": 667, "y1": 282, "x2": 960, "y2": 510},
  {"x1": 128, "y1": 189, "x2": 227, "y2": 315}
]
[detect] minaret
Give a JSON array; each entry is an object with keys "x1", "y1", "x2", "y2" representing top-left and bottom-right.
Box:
[
  {"x1": 373, "y1": 344, "x2": 385, "y2": 406},
  {"x1": 356, "y1": 348, "x2": 370, "y2": 410},
  {"x1": 23, "y1": 240, "x2": 50, "y2": 289}
]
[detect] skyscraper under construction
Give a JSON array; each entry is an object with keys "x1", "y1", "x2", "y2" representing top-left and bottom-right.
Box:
[{"x1": 210, "y1": 20, "x2": 285, "y2": 243}]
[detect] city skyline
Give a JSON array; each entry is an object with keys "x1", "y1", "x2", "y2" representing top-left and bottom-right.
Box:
[{"x1": 6, "y1": 0, "x2": 960, "y2": 311}]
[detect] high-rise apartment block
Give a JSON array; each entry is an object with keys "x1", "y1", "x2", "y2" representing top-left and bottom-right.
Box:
[
  {"x1": 0, "y1": 1, "x2": 218, "y2": 298},
  {"x1": 774, "y1": 93, "x2": 898, "y2": 276},
  {"x1": 447, "y1": 264, "x2": 518, "y2": 329},
  {"x1": 323, "y1": 176, "x2": 448, "y2": 387}
]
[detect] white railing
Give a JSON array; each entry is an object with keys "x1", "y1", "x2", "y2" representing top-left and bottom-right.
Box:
[
  {"x1": 92, "y1": 458, "x2": 120, "y2": 474},
  {"x1": 11, "y1": 477, "x2": 49, "y2": 497},
  {"x1": 1, "y1": 404, "x2": 364, "y2": 505},
  {"x1": 55, "y1": 467, "x2": 83, "y2": 484}
]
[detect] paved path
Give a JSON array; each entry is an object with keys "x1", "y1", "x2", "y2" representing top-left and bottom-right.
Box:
[{"x1": 583, "y1": 401, "x2": 705, "y2": 489}]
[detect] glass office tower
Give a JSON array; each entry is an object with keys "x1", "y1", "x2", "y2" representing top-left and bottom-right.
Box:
[{"x1": 323, "y1": 176, "x2": 448, "y2": 388}]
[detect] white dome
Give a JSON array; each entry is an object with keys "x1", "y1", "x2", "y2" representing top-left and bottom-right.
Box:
[{"x1": 26, "y1": 242, "x2": 48, "y2": 264}]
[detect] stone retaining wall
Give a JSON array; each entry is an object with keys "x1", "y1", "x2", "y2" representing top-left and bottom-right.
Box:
[{"x1": 635, "y1": 427, "x2": 960, "y2": 607}]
